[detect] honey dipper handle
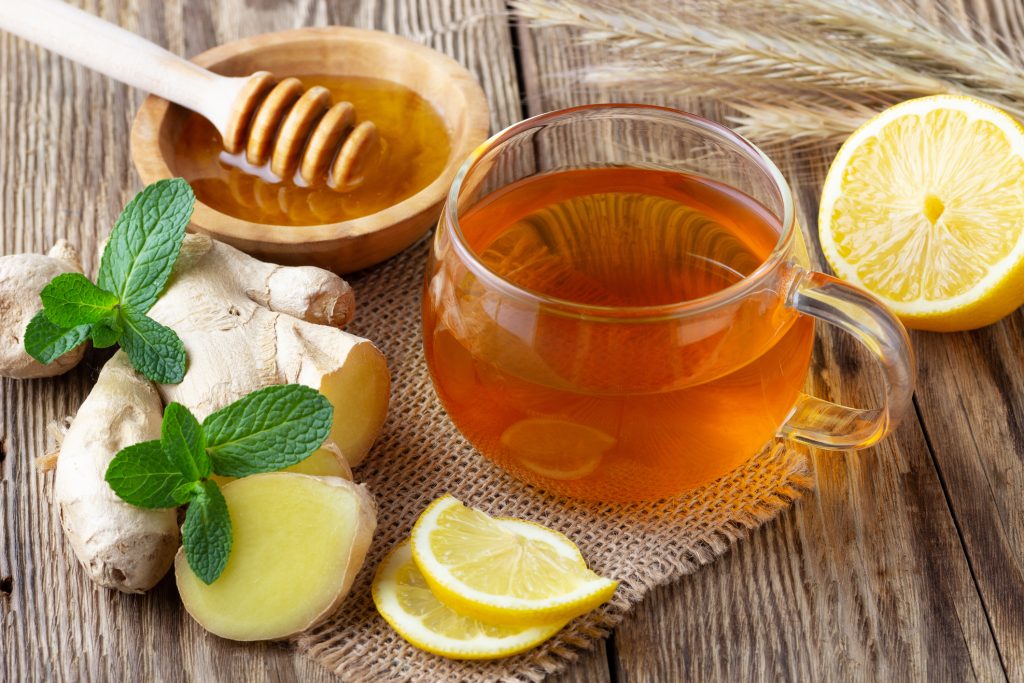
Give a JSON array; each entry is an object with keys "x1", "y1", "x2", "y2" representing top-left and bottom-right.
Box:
[{"x1": 0, "y1": 0, "x2": 248, "y2": 137}]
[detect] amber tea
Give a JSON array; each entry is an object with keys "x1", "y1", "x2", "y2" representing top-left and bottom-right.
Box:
[
  {"x1": 425, "y1": 106, "x2": 914, "y2": 502},
  {"x1": 424, "y1": 167, "x2": 815, "y2": 501}
]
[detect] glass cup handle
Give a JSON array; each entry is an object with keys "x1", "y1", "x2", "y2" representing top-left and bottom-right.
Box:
[{"x1": 780, "y1": 269, "x2": 916, "y2": 449}]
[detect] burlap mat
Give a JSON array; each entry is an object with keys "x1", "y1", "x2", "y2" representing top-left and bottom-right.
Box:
[{"x1": 296, "y1": 236, "x2": 815, "y2": 682}]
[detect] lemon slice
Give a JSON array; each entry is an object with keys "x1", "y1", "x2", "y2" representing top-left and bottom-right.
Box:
[
  {"x1": 410, "y1": 495, "x2": 618, "y2": 625},
  {"x1": 500, "y1": 418, "x2": 614, "y2": 480},
  {"x1": 372, "y1": 542, "x2": 567, "y2": 659},
  {"x1": 819, "y1": 94, "x2": 1024, "y2": 331}
]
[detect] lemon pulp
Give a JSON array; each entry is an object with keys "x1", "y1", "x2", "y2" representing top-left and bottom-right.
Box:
[
  {"x1": 410, "y1": 495, "x2": 618, "y2": 625},
  {"x1": 372, "y1": 542, "x2": 567, "y2": 659},
  {"x1": 819, "y1": 94, "x2": 1024, "y2": 331}
]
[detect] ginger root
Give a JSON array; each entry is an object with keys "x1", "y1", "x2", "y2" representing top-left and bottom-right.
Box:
[
  {"x1": 54, "y1": 351, "x2": 178, "y2": 592},
  {"x1": 149, "y1": 235, "x2": 390, "y2": 467},
  {"x1": 175, "y1": 473, "x2": 376, "y2": 641},
  {"x1": 0, "y1": 241, "x2": 86, "y2": 378},
  {"x1": 47, "y1": 234, "x2": 388, "y2": 592}
]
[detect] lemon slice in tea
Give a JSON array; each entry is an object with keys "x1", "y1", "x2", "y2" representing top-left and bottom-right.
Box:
[{"x1": 500, "y1": 418, "x2": 614, "y2": 480}]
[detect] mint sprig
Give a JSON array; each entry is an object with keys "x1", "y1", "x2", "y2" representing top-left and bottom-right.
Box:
[
  {"x1": 104, "y1": 384, "x2": 334, "y2": 584},
  {"x1": 25, "y1": 178, "x2": 195, "y2": 384}
]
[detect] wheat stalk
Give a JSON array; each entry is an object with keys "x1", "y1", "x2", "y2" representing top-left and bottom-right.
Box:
[
  {"x1": 514, "y1": 0, "x2": 961, "y2": 95},
  {"x1": 726, "y1": 102, "x2": 878, "y2": 148},
  {"x1": 512, "y1": 0, "x2": 1024, "y2": 146},
  {"x1": 550, "y1": 62, "x2": 889, "y2": 146},
  {"x1": 729, "y1": 0, "x2": 1024, "y2": 100},
  {"x1": 581, "y1": 62, "x2": 901, "y2": 108}
]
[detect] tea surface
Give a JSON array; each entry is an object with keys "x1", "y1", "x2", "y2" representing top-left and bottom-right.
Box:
[
  {"x1": 171, "y1": 75, "x2": 451, "y2": 226},
  {"x1": 467, "y1": 168, "x2": 779, "y2": 306},
  {"x1": 425, "y1": 168, "x2": 814, "y2": 500}
]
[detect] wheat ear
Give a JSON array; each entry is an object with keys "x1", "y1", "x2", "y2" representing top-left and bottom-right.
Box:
[
  {"x1": 734, "y1": 0, "x2": 1024, "y2": 102},
  {"x1": 513, "y1": 0, "x2": 962, "y2": 97}
]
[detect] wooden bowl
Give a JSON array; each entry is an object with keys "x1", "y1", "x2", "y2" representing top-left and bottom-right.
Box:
[{"x1": 130, "y1": 27, "x2": 489, "y2": 273}]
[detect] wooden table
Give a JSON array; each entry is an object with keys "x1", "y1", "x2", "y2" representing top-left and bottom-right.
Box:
[{"x1": 2, "y1": 1, "x2": 1022, "y2": 681}]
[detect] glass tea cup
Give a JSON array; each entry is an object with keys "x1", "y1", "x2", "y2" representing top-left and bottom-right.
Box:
[{"x1": 422, "y1": 104, "x2": 914, "y2": 502}]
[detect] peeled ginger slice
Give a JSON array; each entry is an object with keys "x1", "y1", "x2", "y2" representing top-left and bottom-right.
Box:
[
  {"x1": 175, "y1": 473, "x2": 376, "y2": 641},
  {"x1": 286, "y1": 442, "x2": 354, "y2": 479}
]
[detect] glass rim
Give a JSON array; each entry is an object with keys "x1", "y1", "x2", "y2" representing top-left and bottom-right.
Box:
[{"x1": 443, "y1": 103, "x2": 797, "y2": 320}]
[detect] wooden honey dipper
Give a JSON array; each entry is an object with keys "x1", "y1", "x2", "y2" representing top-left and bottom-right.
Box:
[{"x1": 0, "y1": 0, "x2": 380, "y2": 190}]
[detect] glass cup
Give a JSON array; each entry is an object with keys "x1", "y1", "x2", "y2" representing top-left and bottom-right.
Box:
[{"x1": 422, "y1": 104, "x2": 914, "y2": 502}]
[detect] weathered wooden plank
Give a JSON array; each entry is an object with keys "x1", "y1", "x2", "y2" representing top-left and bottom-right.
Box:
[
  {"x1": 0, "y1": 1, "x2": 523, "y2": 681},
  {"x1": 912, "y1": 322, "x2": 1024, "y2": 680},
  {"x1": 513, "y1": 10, "x2": 1008, "y2": 682},
  {"x1": 543, "y1": 641, "x2": 614, "y2": 683}
]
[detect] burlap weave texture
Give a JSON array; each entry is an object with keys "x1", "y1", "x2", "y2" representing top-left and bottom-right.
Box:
[{"x1": 297, "y1": 237, "x2": 814, "y2": 682}]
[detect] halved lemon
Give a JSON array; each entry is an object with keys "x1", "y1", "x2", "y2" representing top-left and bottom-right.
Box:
[
  {"x1": 372, "y1": 542, "x2": 567, "y2": 659},
  {"x1": 500, "y1": 418, "x2": 614, "y2": 480},
  {"x1": 409, "y1": 495, "x2": 618, "y2": 625},
  {"x1": 819, "y1": 94, "x2": 1024, "y2": 331}
]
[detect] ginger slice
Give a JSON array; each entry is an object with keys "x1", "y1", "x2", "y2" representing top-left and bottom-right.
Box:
[
  {"x1": 280, "y1": 441, "x2": 353, "y2": 479},
  {"x1": 319, "y1": 342, "x2": 391, "y2": 466},
  {"x1": 175, "y1": 473, "x2": 376, "y2": 641}
]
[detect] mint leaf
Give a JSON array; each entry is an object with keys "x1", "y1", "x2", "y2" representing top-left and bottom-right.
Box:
[
  {"x1": 204, "y1": 384, "x2": 333, "y2": 477},
  {"x1": 162, "y1": 402, "x2": 208, "y2": 480},
  {"x1": 24, "y1": 311, "x2": 91, "y2": 364},
  {"x1": 105, "y1": 440, "x2": 191, "y2": 509},
  {"x1": 120, "y1": 306, "x2": 186, "y2": 384},
  {"x1": 39, "y1": 273, "x2": 118, "y2": 327},
  {"x1": 97, "y1": 178, "x2": 194, "y2": 313},
  {"x1": 89, "y1": 313, "x2": 122, "y2": 349},
  {"x1": 182, "y1": 480, "x2": 232, "y2": 584}
]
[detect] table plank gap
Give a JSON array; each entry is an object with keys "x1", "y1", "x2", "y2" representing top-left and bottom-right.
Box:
[
  {"x1": 912, "y1": 394, "x2": 1011, "y2": 678},
  {"x1": 503, "y1": 1, "x2": 532, "y2": 121}
]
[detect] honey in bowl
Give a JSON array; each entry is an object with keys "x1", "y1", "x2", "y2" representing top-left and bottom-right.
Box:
[{"x1": 171, "y1": 75, "x2": 451, "y2": 226}]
